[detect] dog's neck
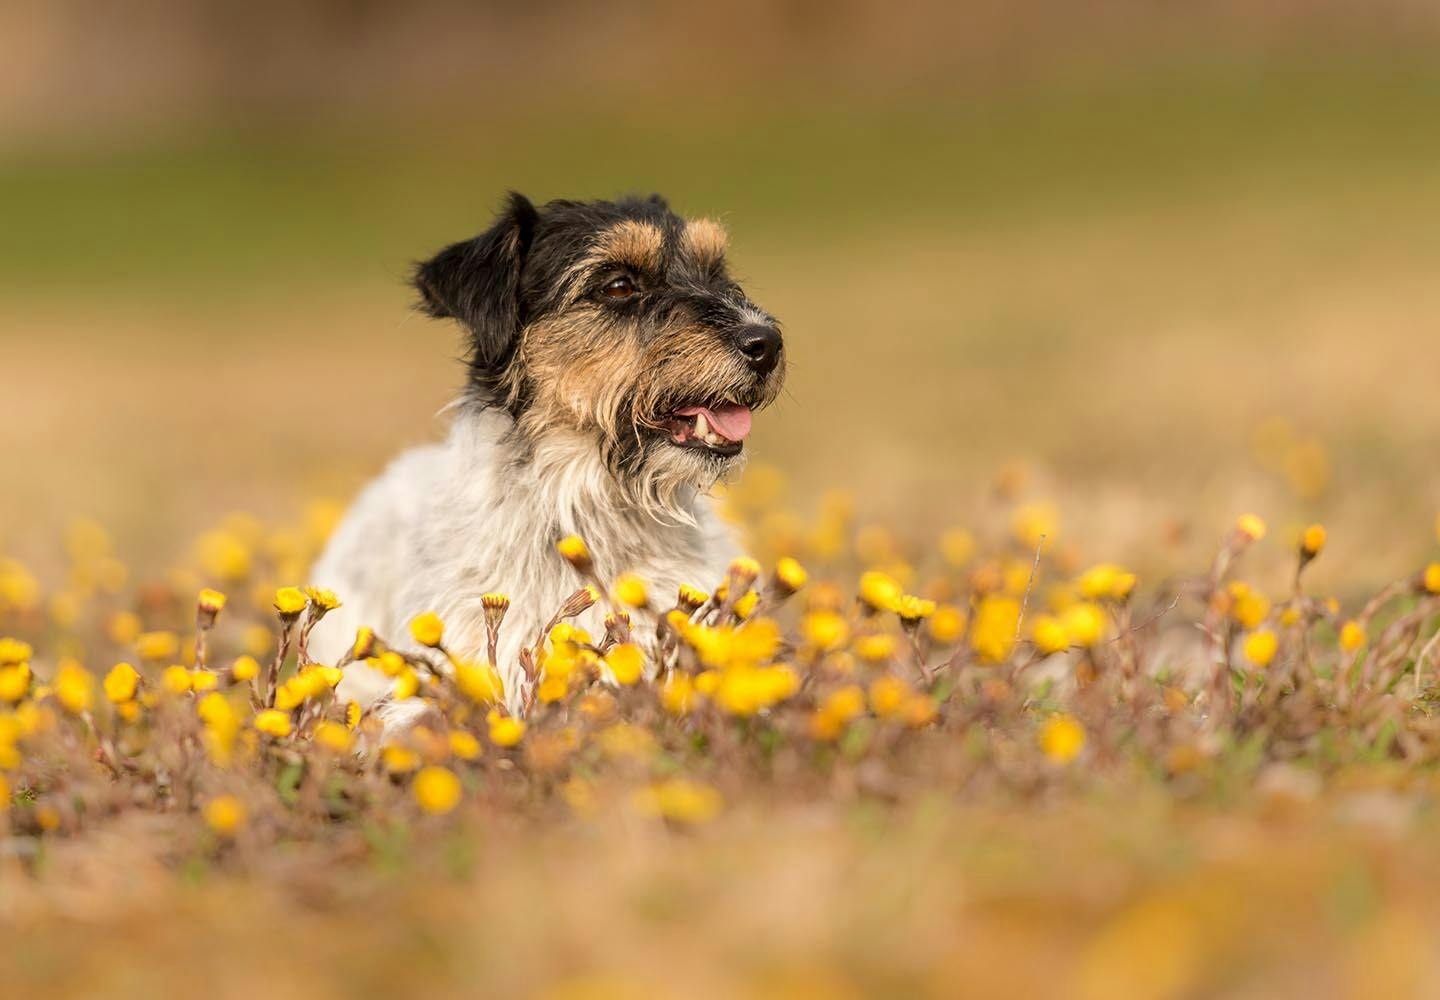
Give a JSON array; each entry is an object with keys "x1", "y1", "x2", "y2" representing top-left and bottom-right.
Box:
[{"x1": 448, "y1": 407, "x2": 718, "y2": 582}]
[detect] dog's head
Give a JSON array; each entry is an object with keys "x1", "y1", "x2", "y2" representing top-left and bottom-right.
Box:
[{"x1": 414, "y1": 193, "x2": 785, "y2": 510}]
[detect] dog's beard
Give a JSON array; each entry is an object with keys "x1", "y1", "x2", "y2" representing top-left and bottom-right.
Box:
[{"x1": 605, "y1": 426, "x2": 746, "y2": 527}]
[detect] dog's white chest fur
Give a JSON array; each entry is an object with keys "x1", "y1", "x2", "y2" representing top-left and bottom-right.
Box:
[{"x1": 307, "y1": 408, "x2": 738, "y2": 712}]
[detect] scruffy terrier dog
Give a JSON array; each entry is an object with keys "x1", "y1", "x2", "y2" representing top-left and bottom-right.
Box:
[{"x1": 308, "y1": 193, "x2": 785, "y2": 720}]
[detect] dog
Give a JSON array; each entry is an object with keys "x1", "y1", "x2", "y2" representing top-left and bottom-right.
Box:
[{"x1": 308, "y1": 193, "x2": 786, "y2": 721}]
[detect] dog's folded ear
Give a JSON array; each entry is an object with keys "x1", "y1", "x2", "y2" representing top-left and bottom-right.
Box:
[{"x1": 413, "y1": 192, "x2": 539, "y2": 391}]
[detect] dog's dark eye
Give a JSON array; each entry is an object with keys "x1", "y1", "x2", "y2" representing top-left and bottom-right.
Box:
[{"x1": 600, "y1": 275, "x2": 636, "y2": 299}]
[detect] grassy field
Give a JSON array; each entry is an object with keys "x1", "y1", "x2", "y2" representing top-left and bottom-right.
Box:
[{"x1": 6, "y1": 52, "x2": 1440, "y2": 997}]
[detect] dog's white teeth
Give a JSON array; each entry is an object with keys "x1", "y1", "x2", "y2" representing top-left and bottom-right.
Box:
[{"x1": 693, "y1": 412, "x2": 709, "y2": 439}]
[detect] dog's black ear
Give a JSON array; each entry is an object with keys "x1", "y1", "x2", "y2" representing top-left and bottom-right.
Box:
[{"x1": 413, "y1": 192, "x2": 539, "y2": 381}]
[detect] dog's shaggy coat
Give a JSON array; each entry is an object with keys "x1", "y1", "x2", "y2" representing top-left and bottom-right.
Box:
[{"x1": 308, "y1": 193, "x2": 785, "y2": 719}]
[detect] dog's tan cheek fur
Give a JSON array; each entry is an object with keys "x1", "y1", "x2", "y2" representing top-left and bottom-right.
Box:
[{"x1": 511, "y1": 311, "x2": 650, "y2": 442}]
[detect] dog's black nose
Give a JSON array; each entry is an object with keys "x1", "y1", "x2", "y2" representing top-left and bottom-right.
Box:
[{"x1": 735, "y1": 325, "x2": 782, "y2": 375}]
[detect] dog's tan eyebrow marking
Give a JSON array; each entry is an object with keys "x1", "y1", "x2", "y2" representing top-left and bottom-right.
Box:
[
  {"x1": 594, "y1": 220, "x2": 665, "y2": 272},
  {"x1": 681, "y1": 218, "x2": 728, "y2": 268}
]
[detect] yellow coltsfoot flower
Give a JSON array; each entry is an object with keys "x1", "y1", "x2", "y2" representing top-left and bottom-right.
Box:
[
  {"x1": 1235, "y1": 513, "x2": 1268, "y2": 543},
  {"x1": 772, "y1": 556, "x2": 808, "y2": 596},
  {"x1": 413, "y1": 765, "x2": 462, "y2": 815},
  {"x1": 858, "y1": 570, "x2": 903, "y2": 613},
  {"x1": 1339, "y1": 620, "x2": 1366, "y2": 653},
  {"x1": 203, "y1": 795, "x2": 247, "y2": 836},
  {"x1": 556, "y1": 534, "x2": 592, "y2": 573},
  {"x1": 53, "y1": 660, "x2": 95, "y2": 715},
  {"x1": 103, "y1": 662, "x2": 141, "y2": 704},
  {"x1": 273, "y1": 586, "x2": 307, "y2": 619},
  {"x1": 409, "y1": 611, "x2": 445, "y2": 648},
  {"x1": 1039, "y1": 714, "x2": 1086, "y2": 763},
  {"x1": 1243, "y1": 629, "x2": 1279, "y2": 668},
  {"x1": 1299, "y1": 523, "x2": 1327, "y2": 560},
  {"x1": 605, "y1": 643, "x2": 644, "y2": 686},
  {"x1": 253, "y1": 709, "x2": 293, "y2": 739},
  {"x1": 612, "y1": 573, "x2": 648, "y2": 609},
  {"x1": 487, "y1": 709, "x2": 526, "y2": 747}
]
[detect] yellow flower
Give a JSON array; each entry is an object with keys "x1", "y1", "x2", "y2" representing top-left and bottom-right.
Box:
[
  {"x1": 606, "y1": 643, "x2": 644, "y2": 686},
  {"x1": 0, "y1": 638, "x2": 33, "y2": 666},
  {"x1": 714, "y1": 664, "x2": 798, "y2": 716},
  {"x1": 1235, "y1": 513, "x2": 1267, "y2": 543},
  {"x1": 809, "y1": 709, "x2": 845, "y2": 742},
  {"x1": 854, "y1": 632, "x2": 898, "y2": 663},
  {"x1": 1300, "y1": 523, "x2": 1327, "y2": 558},
  {"x1": 802, "y1": 611, "x2": 849, "y2": 651},
  {"x1": 631, "y1": 779, "x2": 722, "y2": 824},
  {"x1": 1229, "y1": 584, "x2": 1271, "y2": 630},
  {"x1": 1424, "y1": 563, "x2": 1440, "y2": 595},
  {"x1": 773, "y1": 556, "x2": 808, "y2": 595},
  {"x1": 352, "y1": 626, "x2": 379, "y2": 660},
  {"x1": 196, "y1": 691, "x2": 235, "y2": 728},
  {"x1": 868, "y1": 675, "x2": 911, "y2": 718},
  {"x1": 103, "y1": 662, "x2": 141, "y2": 704},
  {"x1": 381, "y1": 744, "x2": 420, "y2": 774},
  {"x1": 53, "y1": 661, "x2": 94, "y2": 715},
  {"x1": 313, "y1": 720, "x2": 354, "y2": 754},
  {"x1": 273, "y1": 586, "x2": 307, "y2": 618},
  {"x1": 1243, "y1": 629, "x2": 1279, "y2": 668},
  {"x1": 0, "y1": 663, "x2": 30, "y2": 704},
  {"x1": 676, "y1": 584, "x2": 709, "y2": 612},
  {"x1": 253, "y1": 709, "x2": 292, "y2": 738},
  {"x1": 197, "y1": 588, "x2": 227, "y2": 617},
  {"x1": 162, "y1": 664, "x2": 193, "y2": 695},
  {"x1": 135, "y1": 630, "x2": 179, "y2": 661},
  {"x1": 1061, "y1": 602, "x2": 1108, "y2": 648},
  {"x1": 822, "y1": 685, "x2": 866, "y2": 724},
  {"x1": 900, "y1": 693, "x2": 937, "y2": 728},
  {"x1": 970, "y1": 596, "x2": 1021, "y2": 663},
  {"x1": 449, "y1": 730, "x2": 482, "y2": 760},
  {"x1": 409, "y1": 611, "x2": 445, "y2": 648},
  {"x1": 613, "y1": 573, "x2": 649, "y2": 608},
  {"x1": 487, "y1": 710, "x2": 526, "y2": 747},
  {"x1": 728, "y1": 556, "x2": 761, "y2": 589},
  {"x1": 1031, "y1": 614, "x2": 1069, "y2": 656},
  {"x1": 302, "y1": 585, "x2": 341, "y2": 612},
  {"x1": 454, "y1": 661, "x2": 504, "y2": 705},
  {"x1": 1077, "y1": 564, "x2": 1137, "y2": 602},
  {"x1": 392, "y1": 668, "x2": 420, "y2": 701},
  {"x1": 1038, "y1": 714, "x2": 1086, "y2": 763},
  {"x1": 895, "y1": 594, "x2": 936, "y2": 624},
  {"x1": 1339, "y1": 620, "x2": 1366, "y2": 653},
  {"x1": 859, "y1": 571, "x2": 903, "y2": 613},
  {"x1": 203, "y1": 795, "x2": 246, "y2": 836},
  {"x1": 231, "y1": 655, "x2": 260, "y2": 683},
  {"x1": 928, "y1": 605, "x2": 966, "y2": 645},
  {"x1": 556, "y1": 534, "x2": 592, "y2": 572},
  {"x1": 413, "y1": 765, "x2": 462, "y2": 815}
]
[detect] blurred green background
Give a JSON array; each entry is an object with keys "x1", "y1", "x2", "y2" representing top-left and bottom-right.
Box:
[{"x1": 3, "y1": 1, "x2": 1439, "y2": 592}]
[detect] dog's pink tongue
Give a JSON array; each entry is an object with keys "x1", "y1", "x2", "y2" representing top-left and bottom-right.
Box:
[{"x1": 677, "y1": 403, "x2": 753, "y2": 441}]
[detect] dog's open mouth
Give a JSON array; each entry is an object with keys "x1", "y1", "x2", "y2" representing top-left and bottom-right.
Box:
[{"x1": 660, "y1": 403, "x2": 753, "y2": 456}]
